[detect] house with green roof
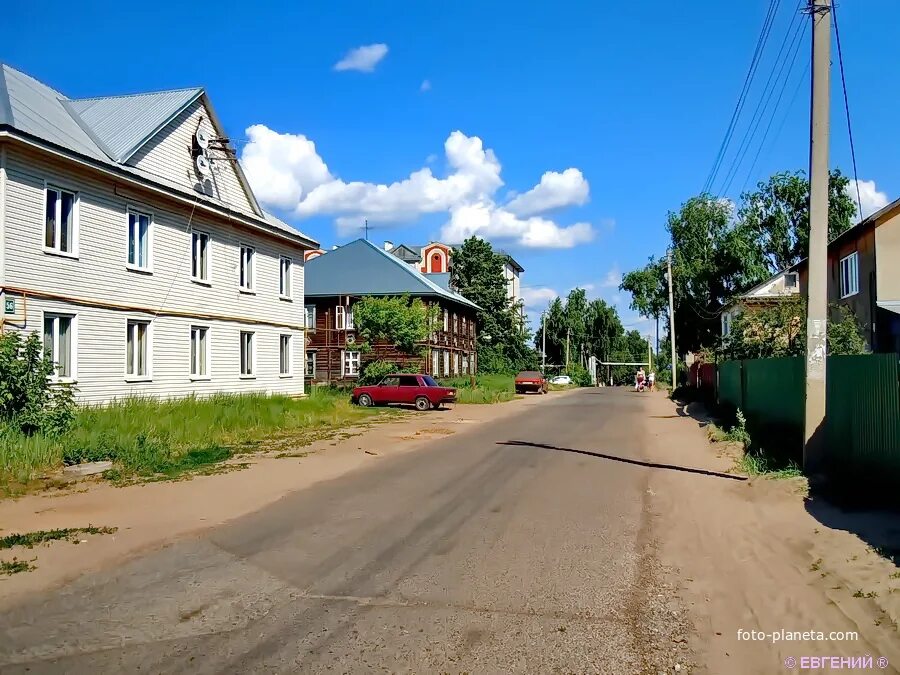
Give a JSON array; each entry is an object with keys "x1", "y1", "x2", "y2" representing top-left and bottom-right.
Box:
[{"x1": 304, "y1": 239, "x2": 479, "y2": 381}]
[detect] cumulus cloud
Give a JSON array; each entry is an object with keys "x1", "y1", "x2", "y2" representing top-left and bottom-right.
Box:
[
  {"x1": 600, "y1": 266, "x2": 622, "y2": 289},
  {"x1": 241, "y1": 126, "x2": 596, "y2": 249},
  {"x1": 505, "y1": 168, "x2": 589, "y2": 216},
  {"x1": 521, "y1": 286, "x2": 559, "y2": 309},
  {"x1": 334, "y1": 44, "x2": 389, "y2": 72},
  {"x1": 848, "y1": 179, "x2": 889, "y2": 219},
  {"x1": 420, "y1": 79, "x2": 432, "y2": 92}
]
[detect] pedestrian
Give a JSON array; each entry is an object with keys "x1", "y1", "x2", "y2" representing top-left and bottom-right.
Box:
[
  {"x1": 636, "y1": 367, "x2": 645, "y2": 392},
  {"x1": 648, "y1": 371, "x2": 655, "y2": 392}
]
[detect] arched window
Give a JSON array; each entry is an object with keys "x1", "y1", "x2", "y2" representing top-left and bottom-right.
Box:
[{"x1": 431, "y1": 252, "x2": 444, "y2": 273}]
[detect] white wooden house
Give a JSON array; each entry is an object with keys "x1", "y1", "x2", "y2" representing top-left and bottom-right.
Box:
[{"x1": 0, "y1": 64, "x2": 317, "y2": 403}]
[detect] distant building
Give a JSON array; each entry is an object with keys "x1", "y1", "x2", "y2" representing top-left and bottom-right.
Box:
[{"x1": 304, "y1": 240, "x2": 479, "y2": 381}]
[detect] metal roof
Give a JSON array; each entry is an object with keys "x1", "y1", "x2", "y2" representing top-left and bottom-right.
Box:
[
  {"x1": 0, "y1": 63, "x2": 316, "y2": 249},
  {"x1": 424, "y1": 272, "x2": 451, "y2": 290},
  {"x1": 306, "y1": 239, "x2": 479, "y2": 310},
  {"x1": 63, "y1": 88, "x2": 202, "y2": 162}
]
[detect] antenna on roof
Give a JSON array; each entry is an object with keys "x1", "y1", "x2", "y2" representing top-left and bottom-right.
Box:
[{"x1": 364, "y1": 219, "x2": 369, "y2": 241}]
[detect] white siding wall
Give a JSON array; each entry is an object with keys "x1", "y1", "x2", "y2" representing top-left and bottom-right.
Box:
[
  {"x1": 3, "y1": 145, "x2": 306, "y2": 403},
  {"x1": 128, "y1": 99, "x2": 256, "y2": 217}
]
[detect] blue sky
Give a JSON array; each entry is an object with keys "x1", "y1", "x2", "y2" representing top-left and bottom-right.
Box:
[{"x1": 6, "y1": 0, "x2": 899, "y2": 335}]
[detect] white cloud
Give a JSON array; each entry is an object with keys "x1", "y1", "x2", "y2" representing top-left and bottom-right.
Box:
[
  {"x1": 521, "y1": 286, "x2": 559, "y2": 309},
  {"x1": 420, "y1": 79, "x2": 432, "y2": 92},
  {"x1": 241, "y1": 126, "x2": 597, "y2": 249},
  {"x1": 505, "y1": 168, "x2": 589, "y2": 216},
  {"x1": 334, "y1": 44, "x2": 389, "y2": 72},
  {"x1": 600, "y1": 266, "x2": 622, "y2": 289},
  {"x1": 848, "y1": 179, "x2": 889, "y2": 219}
]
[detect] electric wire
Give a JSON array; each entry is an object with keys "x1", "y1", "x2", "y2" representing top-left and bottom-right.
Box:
[{"x1": 832, "y1": 0, "x2": 864, "y2": 220}]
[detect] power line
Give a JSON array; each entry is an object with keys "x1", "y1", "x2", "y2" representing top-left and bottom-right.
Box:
[
  {"x1": 717, "y1": 1, "x2": 806, "y2": 197},
  {"x1": 832, "y1": 0, "x2": 864, "y2": 220},
  {"x1": 702, "y1": 0, "x2": 781, "y2": 195}
]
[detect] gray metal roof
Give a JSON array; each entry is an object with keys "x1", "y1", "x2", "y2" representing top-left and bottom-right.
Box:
[
  {"x1": 306, "y1": 239, "x2": 479, "y2": 310},
  {"x1": 424, "y1": 272, "x2": 451, "y2": 290},
  {"x1": 0, "y1": 64, "x2": 316, "y2": 248},
  {"x1": 63, "y1": 87, "x2": 202, "y2": 162}
]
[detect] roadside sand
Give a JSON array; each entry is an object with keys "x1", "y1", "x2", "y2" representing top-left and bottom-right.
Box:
[
  {"x1": 639, "y1": 392, "x2": 900, "y2": 674},
  {"x1": 0, "y1": 393, "x2": 564, "y2": 609}
]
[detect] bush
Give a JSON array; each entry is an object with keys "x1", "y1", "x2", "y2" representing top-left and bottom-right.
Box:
[
  {"x1": 358, "y1": 360, "x2": 406, "y2": 386},
  {"x1": 567, "y1": 363, "x2": 592, "y2": 387},
  {"x1": 0, "y1": 331, "x2": 75, "y2": 437}
]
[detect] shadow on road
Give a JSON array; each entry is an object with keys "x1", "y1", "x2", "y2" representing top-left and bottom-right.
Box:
[
  {"x1": 496, "y1": 440, "x2": 748, "y2": 481},
  {"x1": 804, "y1": 492, "x2": 900, "y2": 566}
]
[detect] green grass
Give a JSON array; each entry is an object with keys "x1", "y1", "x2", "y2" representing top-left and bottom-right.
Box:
[
  {"x1": 440, "y1": 374, "x2": 517, "y2": 404},
  {"x1": 0, "y1": 526, "x2": 117, "y2": 550},
  {"x1": 1, "y1": 558, "x2": 35, "y2": 575},
  {"x1": 0, "y1": 389, "x2": 390, "y2": 493},
  {"x1": 737, "y1": 451, "x2": 803, "y2": 479}
]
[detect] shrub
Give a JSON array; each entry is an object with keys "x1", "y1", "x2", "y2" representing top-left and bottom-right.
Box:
[
  {"x1": 358, "y1": 359, "x2": 412, "y2": 386},
  {"x1": 0, "y1": 331, "x2": 75, "y2": 437}
]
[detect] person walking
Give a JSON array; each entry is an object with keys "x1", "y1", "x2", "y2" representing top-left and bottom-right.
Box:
[{"x1": 648, "y1": 371, "x2": 656, "y2": 392}]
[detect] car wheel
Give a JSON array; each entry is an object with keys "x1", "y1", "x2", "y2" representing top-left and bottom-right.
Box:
[
  {"x1": 358, "y1": 393, "x2": 373, "y2": 407},
  {"x1": 415, "y1": 396, "x2": 430, "y2": 411}
]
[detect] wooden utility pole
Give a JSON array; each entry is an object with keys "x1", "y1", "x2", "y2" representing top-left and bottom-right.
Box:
[
  {"x1": 565, "y1": 327, "x2": 570, "y2": 372},
  {"x1": 541, "y1": 311, "x2": 547, "y2": 373},
  {"x1": 667, "y1": 250, "x2": 677, "y2": 388},
  {"x1": 804, "y1": 0, "x2": 831, "y2": 471}
]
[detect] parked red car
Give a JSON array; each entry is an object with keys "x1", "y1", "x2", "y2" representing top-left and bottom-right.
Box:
[
  {"x1": 515, "y1": 370, "x2": 548, "y2": 394},
  {"x1": 352, "y1": 374, "x2": 457, "y2": 411}
]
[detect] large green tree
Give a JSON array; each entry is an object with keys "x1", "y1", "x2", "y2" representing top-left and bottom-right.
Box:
[{"x1": 450, "y1": 237, "x2": 536, "y2": 373}]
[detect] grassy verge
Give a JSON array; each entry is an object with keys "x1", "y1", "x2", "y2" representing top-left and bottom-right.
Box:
[
  {"x1": 0, "y1": 526, "x2": 117, "y2": 550},
  {"x1": 706, "y1": 411, "x2": 803, "y2": 480},
  {"x1": 1, "y1": 389, "x2": 393, "y2": 495},
  {"x1": 440, "y1": 374, "x2": 517, "y2": 404}
]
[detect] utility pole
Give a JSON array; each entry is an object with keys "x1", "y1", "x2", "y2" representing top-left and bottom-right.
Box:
[
  {"x1": 565, "y1": 327, "x2": 571, "y2": 372},
  {"x1": 647, "y1": 334, "x2": 653, "y2": 372},
  {"x1": 804, "y1": 0, "x2": 831, "y2": 471},
  {"x1": 541, "y1": 311, "x2": 547, "y2": 373},
  {"x1": 667, "y1": 250, "x2": 677, "y2": 388}
]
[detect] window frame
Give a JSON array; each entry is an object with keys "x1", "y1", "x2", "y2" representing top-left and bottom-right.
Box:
[
  {"x1": 239, "y1": 330, "x2": 256, "y2": 378},
  {"x1": 125, "y1": 206, "x2": 154, "y2": 273},
  {"x1": 279, "y1": 334, "x2": 293, "y2": 377},
  {"x1": 305, "y1": 305, "x2": 317, "y2": 332},
  {"x1": 42, "y1": 311, "x2": 77, "y2": 382},
  {"x1": 125, "y1": 318, "x2": 152, "y2": 381},
  {"x1": 239, "y1": 244, "x2": 256, "y2": 293},
  {"x1": 335, "y1": 305, "x2": 346, "y2": 330},
  {"x1": 279, "y1": 256, "x2": 293, "y2": 300},
  {"x1": 342, "y1": 349, "x2": 361, "y2": 377},
  {"x1": 42, "y1": 182, "x2": 79, "y2": 259},
  {"x1": 190, "y1": 230, "x2": 212, "y2": 285},
  {"x1": 189, "y1": 325, "x2": 211, "y2": 380},
  {"x1": 839, "y1": 252, "x2": 859, "y2": 299},
  {"x1": 305, "y1": 349, "x2": 317, "y2": 377}
]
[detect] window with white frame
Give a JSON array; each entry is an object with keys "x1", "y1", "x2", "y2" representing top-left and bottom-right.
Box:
[
  {"x1": 342, "y1": 350, "x2": 361, "y2": 377},
  {"x1": 335, "y1": 305, "x2": 346, "y2": 330},
  {"x1": 43, "y1": 313, "x2": 74, "y2": 379},
  {"x1": 305, "y1": 305, "x2": 316, "y2": 331},
  {"x1": 306, "y1": 350, "x2": 317, "y2": 377},
  {"x1": 280, "y1": 334, "x2": 292, "y2": 375},
  {"x1": 191, "y1": 231, "x2": 210, "y2": 282},
  {"x1": 240, "y1": 331, "x2": 255, "y2": 376},
  {"x1": 44, "y1": 186, "x2": 76, "y2": 255},
  {"x1": 126, "y1": 320, "x2": 150, "y2": 378},
  {"x1": 346, "y1": 305, "x2": 355, "y2": 330},
  {"x1": 280, "y1": 257, "x2": 293, "y2": 299},
  {"x1": 190, "y1": 326, "x2": 209, "y2": 378},
  {"x1": 127, "y1": 209, "x2": 152, "y2": 270},
  {"x1": 239, "y1": 245, "x2": 255, "y2": 291},
  {"x1": 443, "y1": 308, "x2": 449, "y2": 331},
  {"x1": 840, "y1": 252, "x2": 859, "y2": 298}
]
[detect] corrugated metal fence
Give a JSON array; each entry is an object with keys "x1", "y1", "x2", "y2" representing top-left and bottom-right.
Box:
[{"x1": 717, "y1": 354, "x2": 900, "y2": 483}]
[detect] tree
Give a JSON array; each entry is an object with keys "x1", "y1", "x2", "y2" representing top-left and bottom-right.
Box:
[
  {"x1": 450, "y1": 237, "x2": 536, "y2": 373},
  {"x1": 352, "y1": 295, "x2": 436, "y2": 354}
]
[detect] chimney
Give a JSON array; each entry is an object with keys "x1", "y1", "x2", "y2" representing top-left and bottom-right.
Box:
[{"x1": 383, "y1": 240, "x2": 394, "y2": 251}]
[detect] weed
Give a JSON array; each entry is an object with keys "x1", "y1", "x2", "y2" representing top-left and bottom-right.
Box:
[
  {"x1": 723, "y1": 410, "x2": 751, "y2": 448},
  {"x1": 853, "y1": 590, "x2": 865, "y2": 598},
  {"x1": 889, "y1": 571, "x2": 900, "y2": 580},
  {"x1": 0, "y1": 526, "x2": 117, "y2": 550},
  {"x1": 810, "y1": 558, "x2": 823, "y2": 572},
  {"x1": 737, "y1": 451, "x2": 803, "y2": 479},
  {"x1": 274, "y1": 451, "x2": 313, "y2": 459},
  {"x1": 440, "y1": 375, "x2": 517, "y2": 404},
  {"x1": 0, "y1": 557, "x2": 35, "y2": 575}
]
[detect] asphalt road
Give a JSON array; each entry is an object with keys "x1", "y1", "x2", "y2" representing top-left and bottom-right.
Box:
[{"x1": 0, "y1": 389, "x2": 687, "y2": 673}]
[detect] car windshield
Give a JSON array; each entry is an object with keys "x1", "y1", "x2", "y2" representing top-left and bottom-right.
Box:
[{"x1": 422, "y1": 375, "x2": 440, "y2": 387}]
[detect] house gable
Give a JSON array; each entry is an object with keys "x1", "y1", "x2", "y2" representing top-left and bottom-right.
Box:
[{"x1": 126, "y1": 97, "x2": 259, "y2": 217}]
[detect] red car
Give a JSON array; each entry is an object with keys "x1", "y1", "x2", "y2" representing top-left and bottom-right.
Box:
[
  {"x1": 515, "y1": 370, "x2": 548, "y2": 394},
  {"x1": 352, "y1": 374, "x2": 457, "y2": 411}
]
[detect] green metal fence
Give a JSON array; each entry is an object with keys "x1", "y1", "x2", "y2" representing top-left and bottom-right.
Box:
[{"x1": 717, "y1": 354, "x2": 900, "y2": 483}]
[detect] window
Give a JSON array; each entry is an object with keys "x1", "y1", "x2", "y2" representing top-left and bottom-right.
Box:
[
  {"x1": 443, "y1": 309, "x2": 449, "y2": 331},
  {"x1": 346, "y1": 306, "x2": 355, "y2": 330},
  {"x1": 454, "y1": 352, "x2": 459, "y2": 374},
  {"x1": 432, "y1": 349, "x2": 439, "y2": 376},
  {"x1": 399, "y1": 375, "x2": 420, "y2": 387},
  {"x1": 423, "y1": 375, "x2": 439, "y2": 387},
  {"x1": 191, "y1": 231, "x2": 210, "y2": 283},
  {"x1": 305, "y1": 305, "x2": 317, "y2": 331},
  {"x1": 280, "y1": 334, "x2": 292, "y2": 376},
  {"x1": 342, "y1": 350, "x2": 361, "y2": 377},
  {"x1": 190, "y1": 326, "x2": 209, "y2": 378},
  {"x1": 784, "y1": 272, "x2": 798, "y2": 289},
  {"x1": 335, "y1": 305, "x2": 354, "y2": 330},
  {"x1": 840, "y1": 252, "x2": 859, "y2": 298},
  {"x1": 43, "y1": 313, "x2": 74, "y2": 379},
  {"x1": 240, "y1": 331, "x2": 255, "y2": 376},
  {"x1": 44, "y1": 186, "x2": 77, "y2": 255},
  {"x1": 127, "y1": 209, "x2": 152, "y2": 270},
  {"x1": 239, "y1": 245, "x2": 255, "y2": 291},
  {"x1": 305, "y1": 350, "x2": 317, "y2": 377},
  {"x1": 280, "y1": 257, "x2": 293, "y2": 299},
  {"x1": 443, "y1": 350, "x2": 450, "y2": 375},
  {"x1": 462, "y1": 355, "x2": 469, "y2": 374},
  {"x1": 126, "y1": 320, "x2": 150, "y2": 379}
]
